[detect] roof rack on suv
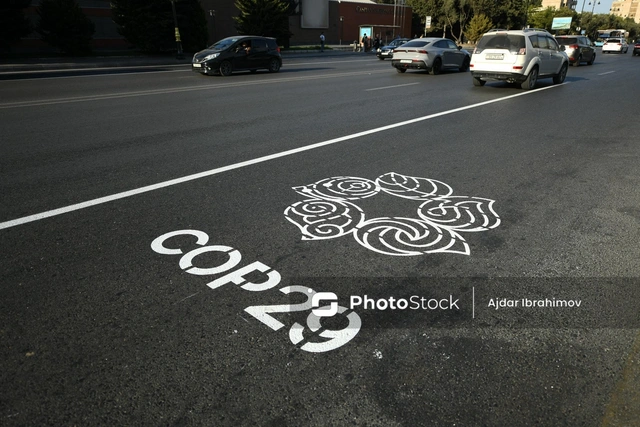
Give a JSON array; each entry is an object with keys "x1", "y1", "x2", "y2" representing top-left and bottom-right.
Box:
[
  {"x1": 486, "y1": 29, "x2": 508, "y2": 33},
  {"x1": 523, "y1": 28, "x2": 551, "y2": 34}
]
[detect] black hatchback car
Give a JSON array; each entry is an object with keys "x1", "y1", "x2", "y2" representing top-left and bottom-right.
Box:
[
  {"x1": 192, "y1": 36, "x2": 282, "y2": 76},
  {"x1": 555, "y1": 35, "x2": 596, "y2": 66}
]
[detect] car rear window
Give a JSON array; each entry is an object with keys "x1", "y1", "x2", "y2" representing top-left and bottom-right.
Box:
[
  {"x1": 606, "y1": 39, "x2": 621, "y2": 43},
  {"x1": 476, "y1": 34, "x2": 525, "y2": 53},
  {"x1": 557, "y1": 37, "x2": 578, "y2": 45},
  {"x1": 399, "y1": 40, "x2": 430, "y2": 48}
]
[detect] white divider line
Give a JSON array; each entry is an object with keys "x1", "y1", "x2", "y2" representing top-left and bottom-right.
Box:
[
  {"x1": 0, "y1": 83, "x2": 563, "y2": 231},
  {"x1": 365, "y1": 82, "x2": 420, "y2": 91}
]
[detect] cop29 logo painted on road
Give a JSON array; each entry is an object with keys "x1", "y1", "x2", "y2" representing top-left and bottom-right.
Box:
[{"x1": 284, "y1": 172, "x2": 501, "y2": 256}]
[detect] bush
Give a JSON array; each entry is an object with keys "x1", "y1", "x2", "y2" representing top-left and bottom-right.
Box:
[{"x1": 36, "y1": 0, "x2": 95, "y2": 55}]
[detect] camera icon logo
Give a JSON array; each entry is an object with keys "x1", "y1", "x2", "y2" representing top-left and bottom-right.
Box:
[{"x1": 311, "y1": 292, "x2": 338, "y2": 317}]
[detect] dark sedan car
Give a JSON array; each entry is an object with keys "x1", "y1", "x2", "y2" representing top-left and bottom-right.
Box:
[
  {"x1": 634, "y1": 41, "x2": 640, "y2": 56},
  {"x1": 376, "y1": 38, "x2": 410, "y2": 60},
  {"x1": 555, "y1": 35, "x2": 596, "y2": 66},
  {"x1": 192, "y1": 36, "x2": 282, "y2": 76}
]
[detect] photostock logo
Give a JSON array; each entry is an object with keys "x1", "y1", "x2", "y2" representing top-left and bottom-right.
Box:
[{"x1": 311, "y1": 291, "x2": 338, "y2": 317}]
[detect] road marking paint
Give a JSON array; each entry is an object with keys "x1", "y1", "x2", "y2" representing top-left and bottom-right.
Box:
[
  {"x1": 598, "y1": 71, "x2": 616, "y2": 75},
  {"x1": 0, "y1": 70, "x2": 390, "y2": 109},
  {"x1": 365, "y1": 82, "x2": 420, "y2": 91},
  {"x1": 0, "y1": 83, "x2": 564, "y2": 231}
]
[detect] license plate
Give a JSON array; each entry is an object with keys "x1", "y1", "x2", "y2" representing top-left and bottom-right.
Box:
[
  {"x1": 400, "y1": 59, "x2": 412, "y2": 63},
  {"x1": 192, "y1": 63, "x2": 202, "y2": 68},
  {"x1": 485, "y1": 53, "x2": 504, "y2": 60}
]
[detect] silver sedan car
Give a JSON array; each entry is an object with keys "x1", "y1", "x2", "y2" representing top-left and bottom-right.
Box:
[{"x1": 391, "y1": 38, "x2": 471, "y2": 75}]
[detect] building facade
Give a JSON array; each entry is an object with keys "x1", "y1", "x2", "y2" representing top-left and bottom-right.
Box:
[
  {"x1": 17, "y1": 0, "x2": 411, "y2": 52},
  {"x1": 540, "y1": 0, "x2": 579, "y2": 10},
  {"x1": 610, "y1": 0, "x2": 640, "y2": 23}
]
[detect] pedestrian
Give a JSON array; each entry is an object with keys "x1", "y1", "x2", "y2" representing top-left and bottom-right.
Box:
[
  {"x1": 361, "y1": 33, "x2": 368, "y2": 53},
  {"x1": 320, "y1": 32, "x2": 325, "y2": 52},
  {"x1": 373, "y1": 34, "x2": 380, "y2": 50}
]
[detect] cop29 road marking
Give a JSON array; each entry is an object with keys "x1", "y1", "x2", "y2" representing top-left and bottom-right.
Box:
[
  {"x1": 0, "y1": 69, "x2": 390, "y2": 109},
  {"x1": 366, "y1": 82, "x2": 420, "y2": 91},
  {"x1": 0, "y1": 83, "x2": 564, "y2": 231}
]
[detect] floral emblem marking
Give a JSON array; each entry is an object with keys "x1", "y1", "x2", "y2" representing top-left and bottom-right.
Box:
[{"x1": 284, "y1": 172, "x2": 501, "y2": 256}]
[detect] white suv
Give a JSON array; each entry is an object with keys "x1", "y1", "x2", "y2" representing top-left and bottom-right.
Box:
[{"x1": 470, "y1": 28, "x2": 569, "y2": 90}]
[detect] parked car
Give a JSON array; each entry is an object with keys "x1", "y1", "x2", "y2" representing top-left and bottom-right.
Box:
[
  {"x1": 602, "y1": 38, "x2": 629, "y2": 53},
  {"x1": 376, "y1": 38, "x2": 410, "y2": 60},
  {"x1": 633, "y1": 40, "x2": 640, "y2": 56},
  {"x1": 192, "y1": 36, "x2": 282, "y2": 76},
  {"x1": 391, "y1": 38, "x2": 471, "y2": 75},
  {"x1": 594, "y1": 39, "x2": 605, "y2": 47},
  {"x1": 555, "y1": 35, "x2": 596, "y2": 66},
  {"x1": 470, "y1": 28, "x2": 569, "y2": 90}
]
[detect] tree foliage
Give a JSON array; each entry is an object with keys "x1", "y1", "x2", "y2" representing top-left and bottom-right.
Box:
[
  {"x1": 465, "y1": 13, "x2": 492, "y2": 42},
  {"x1": 0, "y1": 0, "x2": 32, "y2": 51},
  {"x1": 36, "y1": 0, "x2": 95, "y2": 55},
  {"x1": 111, "y1": 0, "x2": 208, "y2": 53},
  {"x1": 233, "y1": 0, "x2": 293, "y2": 45}
]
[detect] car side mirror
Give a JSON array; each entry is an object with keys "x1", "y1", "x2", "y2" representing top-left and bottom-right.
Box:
[
  {"x1": 457, "y1": 45, "x2": 461, "y2": 50},
  {"x1": 560, "y1": 45, "x2": 566, "y2": 51}
]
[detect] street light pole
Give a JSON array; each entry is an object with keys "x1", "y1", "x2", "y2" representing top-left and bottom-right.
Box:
[{"x1": 170, "y1": 0, "x2": 184, "y2": 59}]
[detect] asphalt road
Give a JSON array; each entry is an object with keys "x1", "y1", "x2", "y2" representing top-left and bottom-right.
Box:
[{"x1": 1, "y1": 51, "x2": 640, "y2": 426}]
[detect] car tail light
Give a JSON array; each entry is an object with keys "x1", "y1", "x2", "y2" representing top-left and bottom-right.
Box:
[
  {"x1": 569, "y1": 44, "x2": 579, "y2": 50},
  {"x1": 513, "y1": 66, "x2": 523, "y2": 70},
  {"x1": 417, "y1": 50, "x2": 428, "y2": 54},
  {"x1": 277, "y1": 47, "x2": 281, "y2": 53}
]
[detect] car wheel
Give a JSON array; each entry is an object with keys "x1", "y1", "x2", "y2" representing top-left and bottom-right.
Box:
[
  {"x1": 396, "y1": 67, "x2": 407, "y2": 73},
  {"x1": 588, "y1": 53, "x2": 595, "y2": 65},
  {"x1": 459, "y1": 56, "x2": 470, "y2": 72},
  {"x1": 219, "y1": 61, "x2": 233, "y2": 76},
  {"x1": 472, "y1": 76, "x2": 485, "y2": 87},
  {"x1": 553, "y1": 63, "x2": 568, "y2": 84},
  {"x1": 429, "y1": 58, "x2": 442, "y2": 75},
  {"x1": 520, "y1": 66, "x2": 538, "y2": 90},
  {"x1": 378, "y1": 57, "x2": 385, "y2": 60},
  {"x1": 268, "y1": 58, "x2": 281, "y2": 73},
  {"x1": 572, "y1": 55, "x2": 581, "y2": 66}
]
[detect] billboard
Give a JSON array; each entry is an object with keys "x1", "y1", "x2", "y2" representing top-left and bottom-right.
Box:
[{"x1": 551, "y1": 17, "x2": 572, "y2": 30}]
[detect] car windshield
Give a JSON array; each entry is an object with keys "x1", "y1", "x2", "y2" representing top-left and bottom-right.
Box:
[
  {"x1": 207, "y1": 38, "x2": 239, "y2": 50},
  {"x1": 476, "y1": 34, "x2": 525, "y2": 53},
  {"x1": 558, "y1": 38, "x2": 578, "y2": 45}
]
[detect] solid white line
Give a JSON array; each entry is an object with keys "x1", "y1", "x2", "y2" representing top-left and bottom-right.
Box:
[
  {"x1": 0, "y1": 83, "x2": 564, "y2": 231},
  {"x1": 365, "y1": 82, "x2": 420, "y2": 91}
]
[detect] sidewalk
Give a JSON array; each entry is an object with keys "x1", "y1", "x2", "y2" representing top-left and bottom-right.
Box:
[{"x1": 0, "y1": 44, "x2": 360, "y2": 73}]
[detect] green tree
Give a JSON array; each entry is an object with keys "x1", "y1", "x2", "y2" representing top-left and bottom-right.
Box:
[
  {"x1": 465, "y1": 13, "x2": 492, "y2": 43},
  {"x1": 36, "y1": 0, "x2": 95, "y2": 55},
  {"x1": 442, "y1": 0, "x2": 471, "y2": 43},
  {"x1": 111, "y1": 0, "x2": 207, "y2": 53},
  {"x1": 0, "y1": 0, "x2": 32, "y2": 51},
  {"x1": 233, "y1": 0, "x2": 292, "y2": 45}
]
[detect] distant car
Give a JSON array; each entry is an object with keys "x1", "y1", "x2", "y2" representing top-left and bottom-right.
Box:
[
  {"x1": 192, "y1": 36, "x2": 282, "y2": 76},
  {"x1": 594, "y1": 39, "x2": 605, "y2": 47},
  {"x1": 376, "y1": 38, "x2": 410, "y2": 60},
  {"x1": 602, "y1": 38, "x2": 629, "y2": 53},
  {"x1": 633, "y1": 41, "x2": 640, "y2": 56},
  {"x1": 391, "y1": 38, "x2": 471, "y2": 75},
  {"x1": 470, "y1": 28, "x2": 569, "y2": 90},
  {"x1": 555, "y1": 35, "x2": 596, "y2": 66}
]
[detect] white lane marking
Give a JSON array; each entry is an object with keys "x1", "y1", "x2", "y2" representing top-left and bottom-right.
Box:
[
  {"x1": 0, "y1": 59, "x2": 373, "y2": 82},
  {"x1": 598, "y1": 71, "x2": 616, "y2": 76},
  {"x1": 0, "y1": 69, "x2": 390, "y2": 109},
  {"x1": 365, "y1": 82, "x2": 420, "y2": 91},
  {"x1": 0, "y1": 83, "x2": 564, "y2": 231}
]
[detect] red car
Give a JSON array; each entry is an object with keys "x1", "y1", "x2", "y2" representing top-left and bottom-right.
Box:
[{"x1": 634, "y1": 41, "x2": 640, "y2": 56}]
